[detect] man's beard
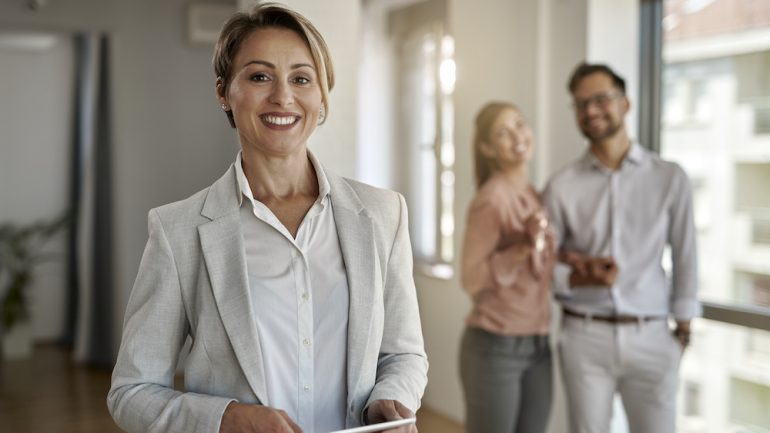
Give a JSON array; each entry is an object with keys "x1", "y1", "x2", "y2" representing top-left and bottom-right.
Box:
[{"x1": 581, "y1": 117, "x2": 622, "y2": 142}]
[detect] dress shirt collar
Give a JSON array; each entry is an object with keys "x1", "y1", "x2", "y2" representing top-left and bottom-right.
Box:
[
  {"x1": 234, "y1": 150, "x2": 331, "y2": 209},
  {"x1": 581, "y1": 141, "x2": 646, "y2": 173}
]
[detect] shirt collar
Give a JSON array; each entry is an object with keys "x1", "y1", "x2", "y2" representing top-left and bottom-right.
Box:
[
  {"x1": 582, "y1": 141, "x2": 646, "y2": 172},
  {"x1": 234, "y1": 150, "x2": 330, "y2": 208}
]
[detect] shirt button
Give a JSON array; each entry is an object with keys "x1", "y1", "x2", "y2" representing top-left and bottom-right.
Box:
[
  {"x1": 302, "y1": 293, "x2": 309, "y2": 301},
  {"x1": 303, "y1": 338, "x2": 311, "y2": 346},
  {"x1": 304, "y1": 385, "x2": 311, "y2": 391},
  {"x1": 291, "y1": 250, "x2": 298, "y2": 258}
]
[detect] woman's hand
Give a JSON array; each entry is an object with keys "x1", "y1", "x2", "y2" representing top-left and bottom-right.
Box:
[
  {"x1": 219, "y1": 402, "x2": 303, "y2": 433},
  {"x1": 365, "y1": 400, "x2": 417, "y2": 433},
  {"x1": 561, "y1": 251, "x2": 618, "y2": 288},
  {"x1": 525, "y1": 212, "x2": 549, "y2": 277},
  {"x1": 524, "y1": 212, "x2": 549, "y2": 252}
]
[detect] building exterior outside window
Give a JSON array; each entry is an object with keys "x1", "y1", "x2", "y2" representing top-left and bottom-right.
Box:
[{"x1": 657, "y1": 1, "x2": 770, "y2": 432}]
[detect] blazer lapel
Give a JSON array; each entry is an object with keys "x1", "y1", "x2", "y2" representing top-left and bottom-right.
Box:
[
  {"x1": 198, "y1": 166, "x2": 269, "y2": 404},
  {"x1": 327, "y1": 174, "x2": 377, "y2": 406}
]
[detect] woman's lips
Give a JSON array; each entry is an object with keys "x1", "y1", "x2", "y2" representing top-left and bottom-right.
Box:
[{"x1": 260, "y1": 113, "x2": 300, "y2": 129}]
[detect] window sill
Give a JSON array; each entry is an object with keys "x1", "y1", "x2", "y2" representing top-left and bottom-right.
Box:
[{"x1": 414, "y1": 262, "x2": 454, "y2": 280}]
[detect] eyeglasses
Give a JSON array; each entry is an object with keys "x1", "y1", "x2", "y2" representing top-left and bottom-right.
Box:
[{"x1": 572, "y1": 92, "x2": 622, "y2": 112}]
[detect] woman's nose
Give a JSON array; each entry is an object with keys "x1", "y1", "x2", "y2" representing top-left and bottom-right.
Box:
[
  {"x1": 512, "y1": 128, "x2": 525, "y2": 142},
  {"x1": 269, "y1": 80, "x2": 294, "y2": 106}
]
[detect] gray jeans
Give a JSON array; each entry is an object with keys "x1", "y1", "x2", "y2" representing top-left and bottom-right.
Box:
[{"x1": 460, "y1": 327, "x2": 552, "y2": 433}]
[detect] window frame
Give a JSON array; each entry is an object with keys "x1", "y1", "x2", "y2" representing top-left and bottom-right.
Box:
[{"x1": 639, "y1": 0, "x2": 770, "y2": 332}]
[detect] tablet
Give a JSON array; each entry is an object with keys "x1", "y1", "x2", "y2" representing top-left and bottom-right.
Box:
[{"x1": 327, "y1": 417, "x2": 416, "y2": 433}]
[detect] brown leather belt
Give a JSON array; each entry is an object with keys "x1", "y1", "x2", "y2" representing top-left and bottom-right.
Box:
[{"x1": 563, "y1": 308, "x2": 666, "y2": 324}]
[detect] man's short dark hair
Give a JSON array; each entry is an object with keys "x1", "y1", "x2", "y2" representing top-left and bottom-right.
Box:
[{"x1": 568, "y1": 62, "x2": 626, "y2": 95}]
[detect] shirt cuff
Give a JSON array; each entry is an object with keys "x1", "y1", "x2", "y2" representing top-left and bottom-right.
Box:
[{"x1": 672, "y1": 297, "x2": 701, "y2": 321}]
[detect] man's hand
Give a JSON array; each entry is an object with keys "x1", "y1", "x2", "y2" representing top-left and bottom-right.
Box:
[
  {"x1": 219, "y1": 402, "x2": 303, "y2": 433},
  {"x1": 673, "y1": 320, "x2": 691, "y2": 351},
  {"x1": 560, "y1": 250, "x2": 589, "y2": 275},
  {"x1": 561, "y1": 250, "x2": 618, "y2": 288},
  {"x1": 365, "y1": 400, "x2": 417, "y2": 433}
]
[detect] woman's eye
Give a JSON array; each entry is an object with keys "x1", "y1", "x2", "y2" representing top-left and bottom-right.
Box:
[
  {"x1": 293, "y1": 76, "x2": 311, "y2": 85},
  {"x1": 250, "y1": 73, "x2": 270, "y2": 82}
]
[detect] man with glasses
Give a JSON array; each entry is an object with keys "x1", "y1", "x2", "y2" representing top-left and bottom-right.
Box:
[{"x1": 542, "y1": 62, "x2": 699, "y2": 433}]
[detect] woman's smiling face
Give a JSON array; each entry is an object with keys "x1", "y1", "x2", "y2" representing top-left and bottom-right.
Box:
[
  {"x1": 484, "y1": 107, "x2": 534, "y2": 169},
  {"x1": 221, "y1": 26, "x2": 323, "y2": 157}
]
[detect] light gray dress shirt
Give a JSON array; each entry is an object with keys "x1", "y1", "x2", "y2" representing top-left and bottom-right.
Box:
[
  {"x1": 542, "y1": 143, "x2": 699, "y2": 320},
  {"x1": 235, "y1": 152, "x2": 349, "y2": 433}
]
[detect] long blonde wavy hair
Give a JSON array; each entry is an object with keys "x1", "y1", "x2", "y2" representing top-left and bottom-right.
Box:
[{"x1": 472, "y1": 101, "x2": 519, "y2": 189}]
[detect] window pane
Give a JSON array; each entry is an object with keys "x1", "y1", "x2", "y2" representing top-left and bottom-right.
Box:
[
  {"x1": 678, "y1": 319, "x2": 770, "y2": 433},
  {"x1": 660, "y1": 1, "x2": 770, "y2": 432},
  {"x1": 661, "y1": 0, "x2": 770, "y2": 309},
  {"x1": 402, "y1": 31, "x2": 437, "y2": 260},
  {"x1": 398, "y1": 24, "x2": 455, "y2": 269}
]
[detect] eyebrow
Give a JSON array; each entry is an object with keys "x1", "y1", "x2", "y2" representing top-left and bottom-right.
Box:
[
  {"x1": 242, "y1": 60, "x2": 316, "y2": 70},
  {"x1": 575, "y1": 90, "x2": 616, "y2": 100}
]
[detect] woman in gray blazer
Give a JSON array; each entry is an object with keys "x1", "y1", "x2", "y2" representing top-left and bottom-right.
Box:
[{"x1": 107, "y1": 4, "x2": 428, "y2": 433}]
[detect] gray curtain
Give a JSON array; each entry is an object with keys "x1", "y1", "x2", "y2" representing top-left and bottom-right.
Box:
[{"x1": 66, "y1": 33, "x2": 113, "y2": 367}]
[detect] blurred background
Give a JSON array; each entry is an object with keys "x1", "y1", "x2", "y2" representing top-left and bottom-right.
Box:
[{"x1": 0, "y1": 0, "x2": 768, "y2": 432}]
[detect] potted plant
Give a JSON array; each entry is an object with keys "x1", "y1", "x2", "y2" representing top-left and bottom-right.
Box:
[{"x1": 0, "y1": 213, "x2": 69, "y2": 359}]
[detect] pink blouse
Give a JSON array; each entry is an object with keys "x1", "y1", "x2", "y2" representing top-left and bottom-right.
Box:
[{"x1": 460, "y1": 173, "x2": 556, "y2": 336}]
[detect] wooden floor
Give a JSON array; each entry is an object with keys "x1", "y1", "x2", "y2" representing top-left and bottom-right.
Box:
[
  {"x1": 0, "y1": 343, "x2": 121, "y2": 433},
  {"x1": 0, "y1": 344, "x2": 463, "y2": 433}
]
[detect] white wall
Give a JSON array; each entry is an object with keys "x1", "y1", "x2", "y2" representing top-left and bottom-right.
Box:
[
  {"x1": 0, "y1": 33, "x2": 73, "y2": 340},
  {"x1": 587, "y1": 0, "x2": 640, "y2": 141},
  {"x1": 357, "y1": 0, "x2": 397, "y2": 189},
  {"x1": 537, "y1": 0, "x2": 590, "y2": 186},
  {"x1": 0, "y1": 0, "x2": 237, "y2": 354}
]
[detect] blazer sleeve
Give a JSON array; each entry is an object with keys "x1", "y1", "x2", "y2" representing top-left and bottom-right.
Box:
[
  {"x1": 107, "y1": 209, "x2": 234, "y2": 433},
  {"x1": 364, "y1": 193, "x2": 429, "y2": 415}
]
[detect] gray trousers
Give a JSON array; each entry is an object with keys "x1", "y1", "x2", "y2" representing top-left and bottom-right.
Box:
[
  {"x1": 559, "y1": 316, "x2": 681, "y2": 433},
  {"x1": 460, "y1": 327, "x2": 552, "y2": 433}
]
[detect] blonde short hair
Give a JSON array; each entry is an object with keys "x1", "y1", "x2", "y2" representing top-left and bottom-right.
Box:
[{"x1": 212, "y1": 2, "x2": 335, "y2": 127}]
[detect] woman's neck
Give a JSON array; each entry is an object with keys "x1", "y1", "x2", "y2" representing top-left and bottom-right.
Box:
[
  {"x1": 240, "y1": 147, "x2": 318, "y2": 201},
  {"x1": 496, "y1": 163, "x2": 529, "y2": 188}
]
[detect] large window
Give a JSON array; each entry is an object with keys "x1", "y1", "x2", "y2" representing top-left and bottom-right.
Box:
[
  {"x1": 391, "y1": 0, "x2": 455, "y2": 277},
  {"x1": 644, "y1": 0, "x2": 770, "y2": 432}
]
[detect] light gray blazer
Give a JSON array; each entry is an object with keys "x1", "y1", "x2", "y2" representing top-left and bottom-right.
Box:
[{"x1": 107, "y1": 164, "x2": 428, "y2": 433}]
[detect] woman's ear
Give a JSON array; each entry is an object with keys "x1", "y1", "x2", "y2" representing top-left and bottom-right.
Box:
[
  {"x1": 215, "y1": 76, "x2": 227, "y2": 103},
  {"x1": 479, "y1": 140, "x2": 496, "y2": 159}
]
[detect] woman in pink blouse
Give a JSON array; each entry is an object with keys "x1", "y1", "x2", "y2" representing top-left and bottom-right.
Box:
[{"x1": 459, "y1": 102, "x2": 555, "y2": 433}]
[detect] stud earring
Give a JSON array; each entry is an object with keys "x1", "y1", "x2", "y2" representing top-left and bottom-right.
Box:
[
  {"x1": 221, "y1": 103, "x2": 228, "y2": 111},
  {"x1": 318, "y1": 106, "x2": 326, "y2": 123}
]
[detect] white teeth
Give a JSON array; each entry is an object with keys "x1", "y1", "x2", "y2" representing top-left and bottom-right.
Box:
[
  {"x1": 514, "y1": 143, "x2": 528, "y2": 154},
  {"x1": 263, "y1": 115, "x2": 297, "y2": 125}
]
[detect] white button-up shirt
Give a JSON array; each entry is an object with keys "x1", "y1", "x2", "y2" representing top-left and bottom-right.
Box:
[
  {"x1": 542, "y1": 143, "x2": 700, "y2": 320},
  {"x1": 235, "y1": 151, "x2": 349, "y2": 433}
]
